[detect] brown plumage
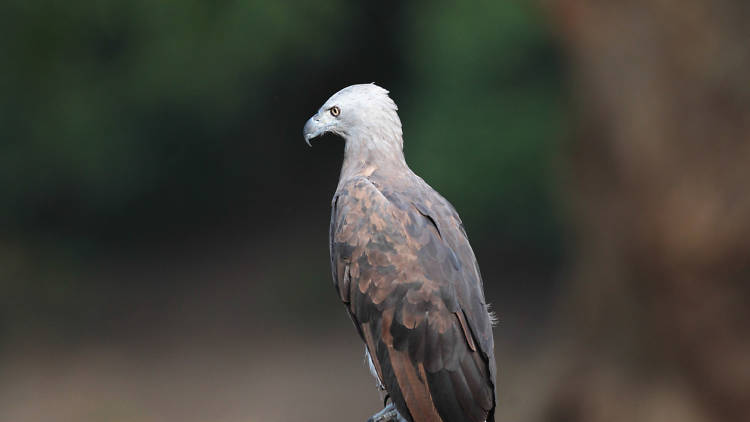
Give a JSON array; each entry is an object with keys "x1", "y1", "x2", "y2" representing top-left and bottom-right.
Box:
[{"x1": 304, "y1": 84, "x2": 496, "y2": 422}]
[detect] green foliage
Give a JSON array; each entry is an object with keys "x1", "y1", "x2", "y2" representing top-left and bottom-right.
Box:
[
  {"x1": 0, "y1": 1, "x2": 565, "y2": 305},
  {"x1": 402, "y1": 1, "x2": 565, "y2": 250},
  {"x1": 0, "y1": 0, "x2": 349, "y2": 228}
]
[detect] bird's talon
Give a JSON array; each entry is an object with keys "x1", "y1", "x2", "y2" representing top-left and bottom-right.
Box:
[{"x1": 367, "y1": 402, "x2": 405, "y2": 422}]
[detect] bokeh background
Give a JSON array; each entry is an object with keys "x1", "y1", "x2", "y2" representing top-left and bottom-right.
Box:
[{"x1": 2, "y1": 1, "x2": 748, "y2": 421}]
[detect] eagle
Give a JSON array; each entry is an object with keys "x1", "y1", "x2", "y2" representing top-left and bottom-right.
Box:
[{"x1": 303, "y1": 84, "x2": 497, "y2": 422}]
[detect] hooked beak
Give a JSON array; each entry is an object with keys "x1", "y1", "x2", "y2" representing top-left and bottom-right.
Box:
[{"x1": 303, "y1": 115, "x2": 326, "y2": 147}]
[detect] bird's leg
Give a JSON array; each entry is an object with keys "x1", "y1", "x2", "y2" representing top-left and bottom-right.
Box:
[{"x1": 366, "y1": 402, "x2": 408, "y2": 422}]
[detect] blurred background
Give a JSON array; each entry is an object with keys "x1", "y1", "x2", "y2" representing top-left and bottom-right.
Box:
[{"x1": 1, "y1": 1, "x2": 748, "y2": 421}]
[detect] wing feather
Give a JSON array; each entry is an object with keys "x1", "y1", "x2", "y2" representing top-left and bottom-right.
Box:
[{"x1": 330, "y1": 175, "x2": 496, "y2": 422}]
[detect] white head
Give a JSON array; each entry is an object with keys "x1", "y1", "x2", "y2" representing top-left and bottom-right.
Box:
[{"x1": 303, "y1": 84, "x2": 403, "y2": 151}]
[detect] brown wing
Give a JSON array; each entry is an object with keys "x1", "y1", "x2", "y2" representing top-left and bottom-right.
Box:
[{"x1": 330, "y1": 176, "x2": 496, "y2": 422}]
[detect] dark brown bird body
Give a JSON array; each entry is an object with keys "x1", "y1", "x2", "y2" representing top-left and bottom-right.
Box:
[
  {"x1": 330, "y1": 168, "x2": 497, "y2": 422},
  {"x1": 304, "y1": 83, "x2": 496, "y2": 422}
]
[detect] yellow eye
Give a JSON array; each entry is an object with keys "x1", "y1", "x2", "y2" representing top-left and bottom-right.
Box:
[{"x1": 330, "y1": 106, "x2": 340, "y2": 117}]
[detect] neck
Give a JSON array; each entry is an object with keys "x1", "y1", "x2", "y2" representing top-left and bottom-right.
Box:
[{"x1": 339, "y1": 133, "x2": 408, "y2": 183}]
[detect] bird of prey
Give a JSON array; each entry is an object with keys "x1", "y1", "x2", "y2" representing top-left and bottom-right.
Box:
[{"x1": 303, "y1": 84, "x2": 496, "y2": 422}]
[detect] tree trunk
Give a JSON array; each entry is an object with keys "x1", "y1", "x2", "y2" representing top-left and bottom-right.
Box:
[{"x1": 546, "y1": 1, "x2": 750, "y2": 421}]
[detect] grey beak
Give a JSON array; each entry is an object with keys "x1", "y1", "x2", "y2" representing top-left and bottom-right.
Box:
[{"x1": 303, "y1": 116, "x2": 321, "y2": 147}]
